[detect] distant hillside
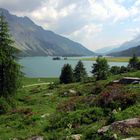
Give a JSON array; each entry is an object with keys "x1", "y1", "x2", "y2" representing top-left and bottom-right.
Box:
[
  {"x1": 95, "y1": 44, "x2": 120, "y2": 54},
  {"x1": 110, "y1": 35, "x2": 140, "y2": 53},
  {"x1": 0, "y1": 8, "x2": 95, "y2": 56},
  {"x1": 108, "y1": 45, "x2": 140, "y2": 57}
]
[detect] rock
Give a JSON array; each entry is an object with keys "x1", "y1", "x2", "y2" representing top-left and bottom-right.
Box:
[
  {"x1": 41, "y1": 113, "x2": 50, "y2": 118},
  {"x1": 63, "y1": 89, "x2": 78, "y2": 97},
  {"x1": 98, "y1": 118, "x2": 140, "y2": 135},
  {"x1": 98, "y1": 125, "x2": 110, "y2": 133},
  {"x1": 43, "y1": 93, "x2": 53, "y2": 97},
  {"x1": 27, "y1": 136, "x2": 43, "y2": 140},
  {"x1": 122, "y1": 138, "x2": 140, "y2": 140},
  {"x1": 71, "y1": 134, "x2": 82, "y2": 140},
  {"x1": 112, "y1": 118, "x2": 140, "y2": 130}
]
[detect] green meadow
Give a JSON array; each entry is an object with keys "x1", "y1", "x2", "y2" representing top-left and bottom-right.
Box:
[{"x1": 0, "y1": 71, "x2": 140, "y2": 139}]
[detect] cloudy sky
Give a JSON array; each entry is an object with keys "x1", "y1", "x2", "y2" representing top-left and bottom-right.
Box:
[{"x1": 0, "y1": 0, "x2": 140, "y2": 51}]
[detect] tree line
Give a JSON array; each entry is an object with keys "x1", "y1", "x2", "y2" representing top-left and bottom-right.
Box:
[{"x1": 60, "y1": 54, "x2": 140, "y2": 84}]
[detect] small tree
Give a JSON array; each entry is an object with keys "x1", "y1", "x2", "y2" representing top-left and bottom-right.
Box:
[
  {"x1": 74, "y1": 60, "x2": 87, "y2": 82},
  {"x1": 128, "y1": 54, "x2": 139, "y2": 70},
  {"x1": 120, "y1": 66, "x2": 128, "y2": 73},
  {"x1": 60, "y1": 64, "x2": 74, "y2": 84},
  {"x1": 110, "y1": 66, "x2": 121, "y2": 75},
  {"x1": 0, "y1": 14, "x2": 21, "y2": 98},
  {"x1": 91, "y1": 57, "x2": 109, "y2": 80}
]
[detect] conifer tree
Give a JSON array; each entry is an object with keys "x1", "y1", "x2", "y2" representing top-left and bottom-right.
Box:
[
  {"x1": 91, "y1": 57, "x2": 109, "y2": 80},
  {"x1": 74, "y1": 60, "x2": 87, "y2": 82},
  {"x1": 60, "y1": 64, "x2": 73, "y2": 84},
  {"x1": 0, "y1": 14, "x2": 21, "y2": 98},
  {"x1": 128, "y1": 54, "x2": 139, "y2": 70}
]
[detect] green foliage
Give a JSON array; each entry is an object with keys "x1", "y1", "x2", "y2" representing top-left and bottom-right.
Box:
[
  {"x1": 97, "y1": 85, "x2": 137, "y2": 110},
  {"x1": 128, "y1": 54, "x2": 140, "y2": 70},
  {"x1": 120, "y1": 66, "x2": 128, "y2": 73},
  {"x1": 60, "y1": 64, "x2": 74, "y2": 84},
  {"x1": 110, "y1": 66, "x2": 121, "y2": 75},
  {"x1": 0, "y1": 14, "x2": 22, "y2": 98},
  {"x1": 0, "y1": 97, "x2": 11, "y2": 114},
  {"x1": 47, "y1": 107, "x2": 104, "y2": 131},
  {"x1": 91, "y1": 57, "x2": 110, "y2": 80},
  {"x1": 74, "y1": 60, "x2": 87, "y2": 82}
]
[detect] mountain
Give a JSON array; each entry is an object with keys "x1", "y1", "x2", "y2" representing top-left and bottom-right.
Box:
[
  {"x1": 108, "y1": 45, "x2": 140, "y2": 57},
  {"x1": 95, "y1": 44, "x2": 120, "y2": 54},
  {"x1": 109, "y1": 35, "x2": 140, "y2": 53},
  {"x1": 0, "y1": 8, "x2": 95, "y2": 56}
]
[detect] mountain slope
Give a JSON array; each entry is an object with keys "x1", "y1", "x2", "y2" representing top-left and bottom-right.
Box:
[
  {"x1": 110, "y1": 35, "x2": 140, "y2": 53},
  {"x1": 0, "y1": 8, "x2": 95, "y2": 56},
  {"x1": 108, "y1": 45, "x2": 140, "y2": 57},
  {"x1": 95, "y1": 45, "x2": 120, "y2": 54}
]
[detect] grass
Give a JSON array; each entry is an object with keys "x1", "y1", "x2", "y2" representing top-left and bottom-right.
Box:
[
  {"x1": 0, "y1": 72, "x2": 140, "y2": 139},
  {"x1": 22, "y1": 77, "x2": 59, "y2": 86},
  {"x1": 80, "y1": 57, "x2": 140, "y2": 62}
]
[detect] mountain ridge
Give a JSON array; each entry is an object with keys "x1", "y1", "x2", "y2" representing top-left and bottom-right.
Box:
[
  {"x1": 0, "y1": 8, "x2": 95, "y2": 56},
  {"x1": 108, "y1": 35, "x2": 140, "y2": 54},
  {"x1": 108, "y1": 45, "x2": 140, "y2": 57}
]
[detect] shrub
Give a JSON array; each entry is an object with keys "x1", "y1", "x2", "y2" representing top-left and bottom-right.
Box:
[
  {"x1": 47, "y1": 107, "x2": 104, "y2": 131},
  {"x1": 0, "y1": 97, "x2": 11, "y2": 114},
  {"x1": 97, "y1": 85, "x2": 137, "y2": 110},
  {"x1": 91, "y1": 84, "x2": 104, "y2": 95}
]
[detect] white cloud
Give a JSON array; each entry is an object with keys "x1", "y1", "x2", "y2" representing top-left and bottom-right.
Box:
[
  {"x1": 1, "y1": 0, "x2": 140, "y2": 50},
  {"x1": 126, "y1": 28, "x2": 140, "y2": 34}
]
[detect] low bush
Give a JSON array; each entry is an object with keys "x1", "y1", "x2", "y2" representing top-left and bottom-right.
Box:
[
  {"x1": 0, "y1": 97, "x2": 11, "y2": 114},
  {"x1": 97, "y1": 85, "x2": 137, "y2": 110},
  {"x1": 47, "y1": 107, "x2": 104, "y2": 131}
]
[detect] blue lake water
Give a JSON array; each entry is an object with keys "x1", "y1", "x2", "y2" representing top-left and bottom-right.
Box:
[{"x1": 19, "y1": 57, "x2": 128, "y2": 78}]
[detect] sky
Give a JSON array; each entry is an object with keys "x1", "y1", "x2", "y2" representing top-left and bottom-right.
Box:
[{"x1": 0, "y1": 0, "x2": 140, "y2": 51}]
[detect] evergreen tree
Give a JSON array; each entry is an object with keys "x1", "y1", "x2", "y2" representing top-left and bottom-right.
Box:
[
  {"x1": 91, "y1": 57, "x2": 109, "y2": 80},
  {"x1": 60, "y1": 64, "x2": 74, "y2": 84},
  {"x1": 110, "y1": 66, "x2": 121, "y2": 75},
  {"x1": 0, "y1": 14, "x2": 21, "y2": 98},
  {"x1": 74, "y1": 60, "x2": 87, "y2": 82},
  {"x1": 128, "y1": 54, "x2": 139, "y2": 70}
]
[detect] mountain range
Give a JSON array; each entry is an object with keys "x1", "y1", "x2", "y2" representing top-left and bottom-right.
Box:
[
  {"x1": 0, "y1": 8, "x2": 95, "y2": 56},
  {"x1": 106, "y1": 34, "x2": 140, "y2": 56},
  {"x1": 108, "y1": 45, "x2": 140, "y2": 57}
]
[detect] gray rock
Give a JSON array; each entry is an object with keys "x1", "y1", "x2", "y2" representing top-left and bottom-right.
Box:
[
  {"x1": 71, "y1": 134, "x2": 82, "y2": 140},
  {"x1": 27, "y1": 136, "x2": 43, "y2": 140},
  {"x1": 122, "y1": 138, "x2": 140, "y2": 140},
  {"x1": 63, "y1": 89, "x2": 78, "y2": 97},
  {"x1": 98, "y1": 125, "x2": 110, "y2": 133},
  {"x1": 98, "y1": 118, "x2": 140, "y2": 134}
]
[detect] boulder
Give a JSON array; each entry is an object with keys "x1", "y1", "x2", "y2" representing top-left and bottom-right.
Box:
[
  {"x1": 98, "y1": 118, "x2": 140, "y2": 134},
  {"x1": 27, "y1": 136, "x2": 43, "y2": 140},
  {"x1": 71, "y1": 134, "x2": 82, "y2": 140},
  {"x1": 63, "y1": 89, "x2": 78, "y2": 97},
  {"x1": 122, "y1": 138, "x2": 140, "y2": 140},
  {"x1": 98, "y1": 125, "x2": 110, "y2": 133}
]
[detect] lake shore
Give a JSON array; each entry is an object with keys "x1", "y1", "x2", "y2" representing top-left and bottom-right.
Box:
[{"x1": 80, "y1": 57, "x2": 138, "y2": 62}]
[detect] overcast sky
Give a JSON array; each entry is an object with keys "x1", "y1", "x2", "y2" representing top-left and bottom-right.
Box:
[{"x1": 0, "y1": 0, "x2": 140, "y2": 51}]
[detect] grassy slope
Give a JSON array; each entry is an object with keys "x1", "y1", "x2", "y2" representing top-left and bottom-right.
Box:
[
  {"x1": 22, "y1": 77, "x2": 58, "y2": 86},
  {"x1": 0, "y1": 72, "x2": 140, "y2": 139}
]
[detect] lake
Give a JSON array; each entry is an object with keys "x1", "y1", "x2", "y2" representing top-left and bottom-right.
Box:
[{"x1": 19, "y1": 57, "x2": 128, "y2": 78}]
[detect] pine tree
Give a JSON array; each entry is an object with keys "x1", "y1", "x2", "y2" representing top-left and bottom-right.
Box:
[
  {"x1": 128, "y1": 54, "x2": 139, "y2": 70},
  {"x1": 74, "y1": 60, "x2": 87, "y2": 82},
  {"x1": 0, "y1": 14, "x2": 21, "y2": 98},
  {"x1": 91, "y1": 57, "x2": 109, "y2": 80},
  {"x1": 60, "y1": 64, "x2": 74, "y2": 84}
]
